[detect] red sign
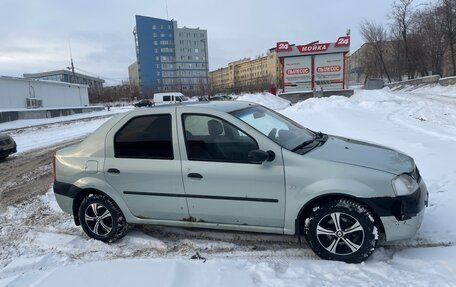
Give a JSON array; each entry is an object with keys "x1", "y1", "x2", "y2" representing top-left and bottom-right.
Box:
[
  {"x1": 316, "y1": 65, "x2": 341, "y2": 73},
  {"x1": 276, "y1": 41, "x2": 292, "y2": 51},
  {"x1": 297, "y1": 43, "x2": 330, "y2": 53},
  {"x1": 335, "y1": 36, "x2": 350, "y2": 47},
  {"x1": 286, "y1": 68, "x2": 310, "y2": 75}
]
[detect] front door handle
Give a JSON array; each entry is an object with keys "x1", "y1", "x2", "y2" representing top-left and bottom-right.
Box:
[
  {"x1": 107, "y1": 168, "x2": 120, "y2": 175},
  {"x1": 188, "y1": 173, "x2": 203, "y2": 179}
]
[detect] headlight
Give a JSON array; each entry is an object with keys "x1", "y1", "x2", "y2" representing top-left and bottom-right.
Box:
[{"x1": 392, "y1": 174, "x2": 419, "y2": 196}]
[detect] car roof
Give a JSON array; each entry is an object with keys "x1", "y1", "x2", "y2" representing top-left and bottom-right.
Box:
[
  {"x1": 188, "y1": 101, "x2": 256, "y2": 112},
  {"x1": 135, "y1": 101, "x2": 257, "y2": 113}
]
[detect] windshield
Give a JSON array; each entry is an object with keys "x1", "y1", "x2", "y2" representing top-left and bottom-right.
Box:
[{"x1": 231, "y1": 105, "x2": 315, "y2": 150}]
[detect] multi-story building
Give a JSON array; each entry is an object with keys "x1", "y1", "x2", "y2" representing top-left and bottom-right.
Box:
[
  {"x1": 348, "y1": 40, "x2": 456, "y2": 84},
  {"x1": 23, "y1": 70, "x2": 104, "y2": 91},
  {"x1": 209, "y1": 59, "x2": 248, "y2": 93},
  {"x1": 209, "y1": 50, "x2": 279, "y2": 94},
  {"x1": 133, "y1": 15, "x2": 208, "y2": 96},
  {"x1": 347, "y1": 43, "x2": 370, "y2": 84},
  {"x1": 128, "y1": 62, "x2": 139, "y2": 88}
]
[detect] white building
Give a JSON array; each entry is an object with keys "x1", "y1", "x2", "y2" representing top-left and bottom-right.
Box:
[{"x1": 0, "y1": 76, "x2": 89, "y2": 110}]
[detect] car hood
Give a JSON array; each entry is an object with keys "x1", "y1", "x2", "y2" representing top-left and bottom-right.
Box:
[{"x1": 306, "y1": 136, "x2": 414, "y2": 174}]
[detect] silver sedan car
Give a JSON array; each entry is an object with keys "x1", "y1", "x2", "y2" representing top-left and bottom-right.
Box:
[{"x1": 53, "y1": 101, "x2": 428, "y2": 263}]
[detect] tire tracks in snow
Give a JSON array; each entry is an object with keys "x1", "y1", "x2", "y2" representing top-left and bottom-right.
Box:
[{"x1": 385, "y1": 92, "x2": 456, "y2": 141}]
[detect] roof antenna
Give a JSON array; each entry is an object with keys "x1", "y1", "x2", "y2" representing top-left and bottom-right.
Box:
[{"x1": 165, "y1": 0, "x2": 169, "y2": 20}]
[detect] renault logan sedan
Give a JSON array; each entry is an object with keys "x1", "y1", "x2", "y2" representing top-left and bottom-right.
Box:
[{"x1": 53, "y1": 101, "x2": 428, "y2": 263}]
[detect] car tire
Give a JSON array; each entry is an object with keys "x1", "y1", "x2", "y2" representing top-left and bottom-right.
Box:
[
  {"x1": 304, "y1": 199, "x2": 378, "y2": 263},
  {"x1": 78, "y1": 194, "x2": 128, "y2": 243}
]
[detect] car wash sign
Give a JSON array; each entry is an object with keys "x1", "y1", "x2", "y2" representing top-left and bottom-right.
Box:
[{"x1": 277, "y1": 36, "x2": 350, "y2": 93}]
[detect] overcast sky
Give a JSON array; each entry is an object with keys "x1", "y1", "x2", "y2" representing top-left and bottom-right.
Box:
[{"x1": 0, "y1": 0, "x2": 435, "y2": 85}]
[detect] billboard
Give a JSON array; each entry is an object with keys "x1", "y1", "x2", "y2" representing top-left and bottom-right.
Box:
[
  {"x1": 277, "y1": 36, "x2": 350, "y2": 93},
  {"x1": 314, "y1": 53, "x2": 344, "y2": 90},
  {"x1": 283, "y1": 56, "x2": 312, "y2": 91}
]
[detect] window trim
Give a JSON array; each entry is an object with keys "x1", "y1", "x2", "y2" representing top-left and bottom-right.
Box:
[
  {"x1": 181, "y1": 113, "x2": 259, "y2": 164},
  {"x1": 114, "y1": 114, "x2": 174, "y2": 160}
]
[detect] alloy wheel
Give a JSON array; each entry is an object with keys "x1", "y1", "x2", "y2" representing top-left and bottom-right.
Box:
[
  {"x1": 84, "y1": 203, "x2": 113, "y2": 236},
  {"x1": 316, "y1": 212, "x2": 365, "y2": 256}
]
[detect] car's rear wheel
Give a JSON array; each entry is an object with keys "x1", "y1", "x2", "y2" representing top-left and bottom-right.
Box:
[
  {"x1": 304, "y1": 199, "x2": 378, "y2": 263},
  {"x1": 78, "y1": 194, "x2": 128, "y2": 243}
]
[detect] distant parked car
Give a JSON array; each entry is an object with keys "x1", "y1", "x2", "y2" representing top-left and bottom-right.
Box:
[
  {"x1": 53, "y1": 101, "x2": 428, "y2": 263},
  {"x1": 0, "y1": 133, "x2": 17, "y2": 159},
  {"x1": 134, "y1": 99, "x2": 153, "y2": 107},
  {"x1": 211, "y1": 95, "x2": 233, "y2": 101}
]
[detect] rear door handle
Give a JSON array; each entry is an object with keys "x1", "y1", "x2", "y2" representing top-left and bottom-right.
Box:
[
  {"x1": 107, "y1": 168, "x2": 120, "y2": 175},
  {"x1": 188, "y1": 173, "x2": 203, "y2": 179}
]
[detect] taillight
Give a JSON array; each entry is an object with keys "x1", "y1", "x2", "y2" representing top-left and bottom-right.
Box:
[{"x1": 52, "y1": 152, "x2": 57, "y2": 181}]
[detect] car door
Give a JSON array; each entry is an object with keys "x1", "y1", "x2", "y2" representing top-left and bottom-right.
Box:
[
  {"x1": 177, "y1": 109, "x2": 285, "y2": 228},
  {"x1": 104, "y1": 110, "x2": 189, "y2": 221}
]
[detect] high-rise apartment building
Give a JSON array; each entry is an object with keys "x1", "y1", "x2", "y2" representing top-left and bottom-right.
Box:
[{"x1": 132, "y1": 15, "x2": 208, "y2": 96}]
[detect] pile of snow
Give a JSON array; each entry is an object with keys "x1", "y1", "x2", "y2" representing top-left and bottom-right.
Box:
[
  {"x1": 387, "y1": 82, "x2": 456, "y2": 97},
  {"x1": 407, "y1": 83, "x2": 456, "y2": 97},
  {"x1": 236, "y1": 92, "x2": 291, "y2": 110}
]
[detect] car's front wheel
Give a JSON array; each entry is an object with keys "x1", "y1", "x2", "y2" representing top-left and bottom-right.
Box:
[
  {"x1": 304, "y1": 199, "x2": 378, "y2": 263},
  {"x1": 78, "y1": 194, "x2": 128, "y2": 243}
]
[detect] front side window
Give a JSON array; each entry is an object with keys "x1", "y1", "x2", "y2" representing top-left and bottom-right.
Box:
[
  {"x1": 114, "y1": 114, "x2": 173, "y2": 159},
  {"x1": 183, "y1": 114, "x2": 258, "y2": 163},
  {"x1": 231, "y1": 105, "x2": 314, "y2": 150}
]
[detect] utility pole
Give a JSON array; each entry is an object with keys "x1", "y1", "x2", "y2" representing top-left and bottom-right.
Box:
[
  {"x1": 68, "y1": 58, "x2": 76, "y2": 84},
  {"x1": 67, "y1": 41, "x2": 77, "y2": 84}
]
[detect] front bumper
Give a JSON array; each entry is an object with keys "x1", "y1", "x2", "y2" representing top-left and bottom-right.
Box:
[
  {"x1": 380, "y1": 207, "x2": 425, "y2": 241},
  {"x1": 363, "y1": 179, "x2": 428, "y2": 241}
]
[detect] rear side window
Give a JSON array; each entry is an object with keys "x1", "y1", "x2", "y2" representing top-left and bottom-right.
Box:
[
  {"x1": 163, "y1": 95, "x2": 171, "y2": 101},
  {"x1": 114, "y1": 114, "x2": 173, "y2": 159}
]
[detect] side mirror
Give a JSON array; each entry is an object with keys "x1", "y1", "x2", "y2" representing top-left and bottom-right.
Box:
[{"x1": 248, "y1": 150, "x2": 275, "y2": 164}]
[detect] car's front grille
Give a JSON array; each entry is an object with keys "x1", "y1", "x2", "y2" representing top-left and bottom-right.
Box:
[
  {"x1": 0, "y1": 138, "x2": 11, "y2": 145},
  {"x1": 411, "y1": 166, "x2": 421, "y2": 182}
]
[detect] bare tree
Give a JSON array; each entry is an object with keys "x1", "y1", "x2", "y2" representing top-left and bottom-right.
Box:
[
  {"x1": 413, "y1": 6, "x2": 447, "y2": 76},
  {"x1": 360, "y1": 20, "x2": 392, "y2": 82},
  {"x1": 390, "y1": 0, "x2": 416, "y2": 79},
  {"x1": 440, "y1": 0, "x2": 456, "y2": 75}
]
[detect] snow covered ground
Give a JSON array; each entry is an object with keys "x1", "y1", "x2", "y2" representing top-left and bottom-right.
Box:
[
  {"x1": 0, "y1": 106, "x2": 132, "y2": 155},
  {"x1": 1, "y1": 86, "x2": 456, "y2": 286}
]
